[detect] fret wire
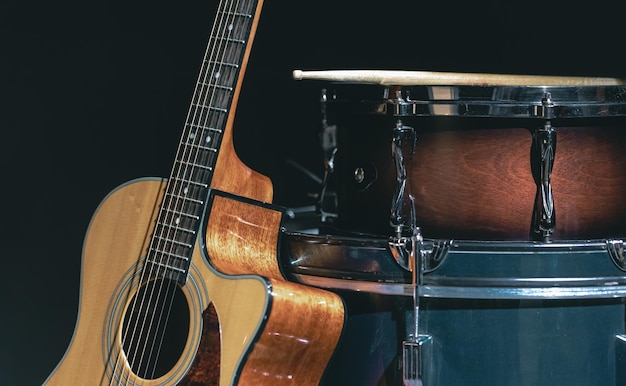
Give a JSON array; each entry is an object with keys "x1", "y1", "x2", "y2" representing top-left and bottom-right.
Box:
[
  {"x1": 154, "y1": 235, "x2": 193, "y2": 249},
  {"x1": 171, "y1": 177, "x2": 208, "y2": 189},
  {"x1": 159, "y1": 211, "x2": 198, "y2": 229},
  {"x1": 217, "y1": 10, "x2": 253, "y2": 18},
  {"x1": 192, "y1": 83, "x2": 232, "y2": 107},
  {"x1": 146, "y1": 260, "x2": 187, "y2": 274},
  {"x1": 156, "y1": 221, "x2": 196, "y2": 235},
  {"x1": 153, "y1": 232, "x2": 196, "y2": 252},
  {"x1": 206, "y1": 59, "x2": 240, "y2": 69},
  {"x1": 184, "y1": 143, "x2": 217, "y2": 153},
  {"x1": 160, "y1": 212, "x2": 201, "y2": 229},
  {"x1": 211, "y1": 36, "x2": 246, "y2": 45},
  {"x1": 198, "y1": 82, "x2": 233, "y2": 92},
  {"x1": 150, "y1": 248, "x2": 190, "y2": 262},
  {"x1": 190, "y1": 102, "x2": 228, "y2": 114},
  {"x1": 176, "y1": 160, "x2": 213, "y2": 171},
  {"x1": 169, "y1": 168, "x2": 213, "y2": 189},
  {"x1": 186, "y1": 122, "x2": 223, "y2": 133},
  {"x1": 165, "y1": 192, "x2": 204, "y2": 205}
]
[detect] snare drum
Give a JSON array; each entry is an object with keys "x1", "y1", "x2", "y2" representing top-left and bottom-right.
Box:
[
  {"x1": 304, "y1": 71, "x2": 626, "y2": 240},
  {"x1": 287, "y1": 71, "x2": 626, "y2": 385}
]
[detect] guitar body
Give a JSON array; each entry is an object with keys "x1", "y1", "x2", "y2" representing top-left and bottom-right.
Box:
[{"x1": 46, "y1": 177, "x2": 344, "y2": 385}]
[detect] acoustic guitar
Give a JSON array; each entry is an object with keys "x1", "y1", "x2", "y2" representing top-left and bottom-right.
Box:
[{"x1": 45, "y1": 1, "x2": 344, "y2": 385}]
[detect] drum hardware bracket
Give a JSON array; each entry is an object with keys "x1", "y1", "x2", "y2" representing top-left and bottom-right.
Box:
[
  {"x1": 392, "y1": 89, "x2": 418, "y2": 116},
  {"x1": 388, "y1": 234, "x2": 450, "y2": 274},
  {"x1": 533, "y1": 92, "x2": 557, "y2": 119},
  {"x1": 607, "y1": 239, "x2": 626, "y2": 271},
  {"x1": 531, "y1": 116, "x2": 556, "y2": 242}
]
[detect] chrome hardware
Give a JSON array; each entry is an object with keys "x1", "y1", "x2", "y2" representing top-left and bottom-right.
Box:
[
  {"x1": 392, "y1": 89, "x2": 420, "y2": 117},
  {"x1": 541, "y1": 92, "x2": 555, "y2": 119},
  {"x1": 401, "y1": 227, "x2": 432, "y2": 386},
  {"x1": 608, "y1": 239, "x2": 626, "y2": 271},
  {"x1": 531, "y1": 120, "x2": 556, "y2": 241},
  {"x1": 403, "y1": 335, "x2": 432, "y2": 386},
  {"x1": 317, "y1": 89, "x2": 338, "y2": 220},
  {"x1": 390, "y1": 120, "x2": 417, "y2": 238},
  {"x1": 389, "y1": 234, "x2": 450, "y2": 274},
  {"x1": 389, "y1": 195, "x2": 416, "y2": 271},
  {"x1": 353, "y1": 167, "x2": 365, "y2": 183},
  {"x1": 533, "y1": 92, "x2": 557, "y2": 118}
]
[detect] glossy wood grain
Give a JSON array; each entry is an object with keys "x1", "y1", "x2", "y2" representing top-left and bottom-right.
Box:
[
  {"x1": 205, "y1": 193, "x2": 345, "y2": 385},
  {"x1": 210, "y1": 0, "x2": 272, "y2": 205}
]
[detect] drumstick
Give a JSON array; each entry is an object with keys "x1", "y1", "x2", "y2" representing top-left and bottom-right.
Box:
[{"x1": 292, "y1": 69, "x2": 626, "y2": 87}]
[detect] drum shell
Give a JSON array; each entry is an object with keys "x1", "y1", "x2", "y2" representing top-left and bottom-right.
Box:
[
  {"x1": 331, "y1": 113, "x2": 626, "y2": 240},
  {"x1": 322, "y1": 291, "x2": 625, "y2": 386},
  {"x1": 283, "y1": 232, "x2": 626, "y2": 385}
]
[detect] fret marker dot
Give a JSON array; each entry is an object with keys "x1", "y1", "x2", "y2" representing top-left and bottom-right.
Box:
[
  {"x1": 189, "y1": 132, "x2": 196, "y2": 140},
  {"x1": 175, "y1": 217, "x2": 181, "y2": 225},
  {"x1": 228, "y1": 24, "x2": 234, "y2": 31},
  {"x1": 183, "y1": 187, "x2": 189, "y2": 195},
  {"x1": 215, "y1": 72, "x2": 220, "y2": 79},
  {"x1": 206, "y1": 135, "x2": 212, "y2": 143}
]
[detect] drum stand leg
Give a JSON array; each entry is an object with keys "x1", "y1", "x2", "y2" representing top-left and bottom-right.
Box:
[
  {"x1": 403, "y1": 336, "x2": 432, "y2": 386},
  {"x1": 401, "y1": 228, "x2": 433, "y2": 386},
  {"x1": 315, "y1": 89, "x2": 339, "y2": 221}
]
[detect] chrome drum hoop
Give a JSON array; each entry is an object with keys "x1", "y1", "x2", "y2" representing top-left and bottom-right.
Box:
[
  {"x1": 282, "y1": 231, "x2": 626, "y2": 300},
  {"x1": 325, "y1": 83, "x2": 626, "y2": 118}
]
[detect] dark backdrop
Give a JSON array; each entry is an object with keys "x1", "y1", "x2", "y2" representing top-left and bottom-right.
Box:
[{"x1": 1, "y1": 1, "x2": 624, "y2": 384}]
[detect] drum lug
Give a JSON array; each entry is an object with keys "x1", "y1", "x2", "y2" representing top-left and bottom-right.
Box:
[
  {"x1": 390, "y1": 119, "x2": 417, "y2": 238},
  {"x1": 531, "y1": 120, "x2": 557, "y2": 241}
]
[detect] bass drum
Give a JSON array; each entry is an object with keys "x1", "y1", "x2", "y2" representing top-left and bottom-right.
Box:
[{"x1": 325, "y1": 82, "x2": 626, "y2": 240}]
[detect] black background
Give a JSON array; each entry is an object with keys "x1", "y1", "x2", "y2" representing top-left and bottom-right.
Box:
[{"x1": 0, "y1": 1, "x2": 624, "y2": 384}]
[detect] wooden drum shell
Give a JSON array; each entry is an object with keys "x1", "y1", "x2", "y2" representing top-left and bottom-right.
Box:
[{"x1": 331, "y1": 113, "x2": 626, "y2": 241}]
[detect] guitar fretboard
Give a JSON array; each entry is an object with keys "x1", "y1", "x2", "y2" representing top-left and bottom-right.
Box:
[{"x1": 145, "y1": 0, "x2": 259, "y2": 283}]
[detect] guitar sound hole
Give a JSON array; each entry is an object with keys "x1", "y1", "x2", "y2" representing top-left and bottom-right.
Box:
[{"x1": 121, "y1": 279, "x2": 190, "y2": 379}]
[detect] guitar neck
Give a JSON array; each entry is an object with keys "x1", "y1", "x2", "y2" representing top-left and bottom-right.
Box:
[
  {"x1": 172, "y1": 0, "x2": 260, "y2": 191},
  {"x1": 147, "y1": 0, "x2": 269, "y2": 285}
]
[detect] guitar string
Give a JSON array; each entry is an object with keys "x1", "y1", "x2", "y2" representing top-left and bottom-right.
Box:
[
  {"x1": 110, "y1": 0, "x2": 246, "y2": 384},
  {"x1": 140, "y1": 0, "x2": 244, "y2": 381},
  {"x1": 132, "y1": 0, "x2": 237, "y2": 380}
]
